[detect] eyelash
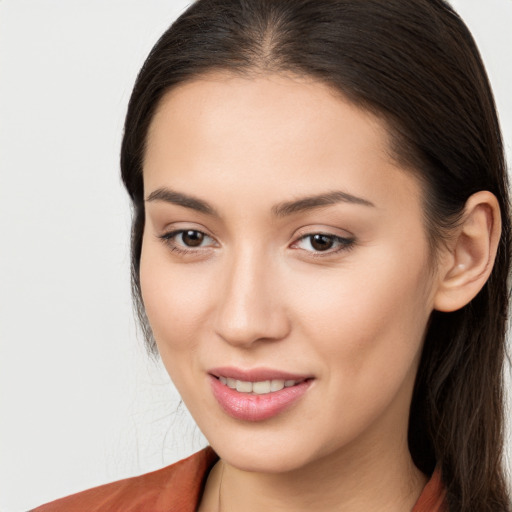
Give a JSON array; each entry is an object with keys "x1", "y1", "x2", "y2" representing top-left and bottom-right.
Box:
[
  {"x1": 158, "y1": 229, "x2": 356, "y2": 257},
  {"x1": 157, "y1": 229, "x2": 213, "y2": 255},
  {"x1": 292, "y1": 233, "x2": 356, "y2": 257}
]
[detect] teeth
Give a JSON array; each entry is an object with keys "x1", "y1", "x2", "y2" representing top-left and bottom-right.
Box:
[
  {"x1": 270, "y1": 379, "x2": 285, "y2": 392},
  {"x1": 219, "y1": 378, "x2": 297, "y2": 394},
  {"x1": 252, "y1": 381, "x2": 271, "y2": 394},
  {"x1": 236, "y1": 380, "x2": 253, "y2": 393}
]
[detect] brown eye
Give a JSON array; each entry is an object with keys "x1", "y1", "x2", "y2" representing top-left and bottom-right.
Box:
[
  {"x1": 293, "y1": 232, "x2": 355, "y2": 255},
  {"x1": 159, "y1": 229, "x2": 216, "y2": 253},
  {"x1": 310, "y1": 234, "x2": 334, "y2": 251},
  {"x1": 181, "y1": 230, "x2": 205, "y2": 247}
]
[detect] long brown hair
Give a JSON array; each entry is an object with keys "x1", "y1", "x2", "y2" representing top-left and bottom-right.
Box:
[{"x1": 120, "y1": 1, "x2": 511, "y2": 509}]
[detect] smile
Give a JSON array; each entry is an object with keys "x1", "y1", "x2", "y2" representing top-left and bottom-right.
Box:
[
  {"x1": 208, "y1": 368, "x2": 313, "y2": 421},
  {"x1": 218, "y1": 376, "x2": 300, "y2": 394}
]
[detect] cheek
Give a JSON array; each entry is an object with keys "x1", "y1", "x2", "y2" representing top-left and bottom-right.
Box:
[
  {"x1": 286, "y1": 250, "x2": 434, "y2": 447},
  {"x1": 290, "y1": 246, "x2": 433, "y2": 385},
  {"x1": 139, "y1": 237, "x2": 211, "y2": 356}
]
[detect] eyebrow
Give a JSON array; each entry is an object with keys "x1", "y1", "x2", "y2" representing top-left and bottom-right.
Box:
[
  {"x1": 146, "y1": 188, "x2": 219, "y2": 217},
  {"x1": 145, "y1": 187, "x2": 375, "y2": 217},
  {"x1": 272, "y1": 190, "x2": 375, "y2": 217}
]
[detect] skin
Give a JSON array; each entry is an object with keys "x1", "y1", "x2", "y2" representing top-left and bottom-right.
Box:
[{"x1": 139, "y1": 73, "x2": 493, "y2": 511}]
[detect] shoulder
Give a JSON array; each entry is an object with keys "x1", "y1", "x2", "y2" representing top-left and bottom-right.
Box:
[
  {"x1": 29, "y1": 447, "x2": 218, "y2": 512},
  {"x1": 412, "y1": 468, "x2": 448, "y2": 512}
]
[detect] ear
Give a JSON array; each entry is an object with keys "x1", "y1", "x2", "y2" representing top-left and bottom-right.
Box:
[{"x1": 434, "y1": 191, "x2": 501, "y2": 312}]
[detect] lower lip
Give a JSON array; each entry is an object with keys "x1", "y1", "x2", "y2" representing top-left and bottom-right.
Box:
[{"x1": 209, "y1": 375, "x2": 312, "y2": 422}]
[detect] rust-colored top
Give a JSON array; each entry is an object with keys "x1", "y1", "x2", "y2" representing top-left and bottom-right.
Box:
[
  {"x1": 412, "y1": 467, "x2": 448, "y2": 512},
  {"x1": 30, "y1": 448, "x2": 447, "y2": 512}
]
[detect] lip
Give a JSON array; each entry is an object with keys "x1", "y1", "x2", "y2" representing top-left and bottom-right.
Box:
[
  {"x1": 208, "y1": 367, "x2": 313, "y2": 422},
  {"x1": 209, "y1": 366, "x2": 311, "y2": 382}
]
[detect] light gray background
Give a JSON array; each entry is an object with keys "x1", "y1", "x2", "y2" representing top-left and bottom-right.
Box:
[{"x1": 0, "y1": 1, "x2": 511, "y2": 511}]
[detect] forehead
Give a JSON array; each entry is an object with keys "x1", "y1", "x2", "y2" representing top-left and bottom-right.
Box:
[
  {"x1": 146, "y1": 72, "x2": 393, "y2": 164},
  {"x1": 143, "y1": 73, "x2": 422, "y2": 219}
]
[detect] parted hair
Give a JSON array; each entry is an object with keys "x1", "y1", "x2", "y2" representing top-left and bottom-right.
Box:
[{"x1": 120, "y1": 1, "x2": 511, "y2": 510}]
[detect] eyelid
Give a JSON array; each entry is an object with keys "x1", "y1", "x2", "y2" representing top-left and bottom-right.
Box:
[
  {"x1": 156, "y1": 224, "x2": 355, "y2": 257},
  {"x1": 157, "y1": 227, "x2": 218, "y2": 255},
  {"x1": 290, "y1": 227, "x2": 356, "y2": 256},
  {"x1": 292, "y1": 225, "x2": 355, "y2": 240},
  {"x1": 165, "y1": 229, "x2": 215, "y2": 244},
  {"x1": 157, "y1": 220, "x2": 218, "y2": 242}
]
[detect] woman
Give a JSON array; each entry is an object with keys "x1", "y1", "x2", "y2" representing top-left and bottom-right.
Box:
[{"x1": 32, "y1": 0, "x2": 511, "y2": 511}]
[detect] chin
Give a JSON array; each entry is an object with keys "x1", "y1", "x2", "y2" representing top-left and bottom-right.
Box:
[
  {"x1": 218, "y1": 444, "x2": 314, "y2": 474},
  {"x1": 202, "y1": 423, "x2": 326, "y2": 474}
]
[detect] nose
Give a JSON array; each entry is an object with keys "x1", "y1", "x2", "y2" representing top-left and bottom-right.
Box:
[{"x1": 213, "y1": 248, "x2": 291, "y2": 348}]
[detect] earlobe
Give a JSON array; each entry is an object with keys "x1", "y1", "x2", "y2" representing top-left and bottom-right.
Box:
[{"x1": 434, "y1": 191, "x2": 501, "y2": 312}]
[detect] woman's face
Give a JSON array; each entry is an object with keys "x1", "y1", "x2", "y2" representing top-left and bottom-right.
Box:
[{"x1": 140, "y1": 74, "x2": 440, "y2": 473}]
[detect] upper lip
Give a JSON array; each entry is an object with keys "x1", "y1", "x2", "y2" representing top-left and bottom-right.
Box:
[{"x1": 208, "y1": 366, "x2": 313, "y2": 382}]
